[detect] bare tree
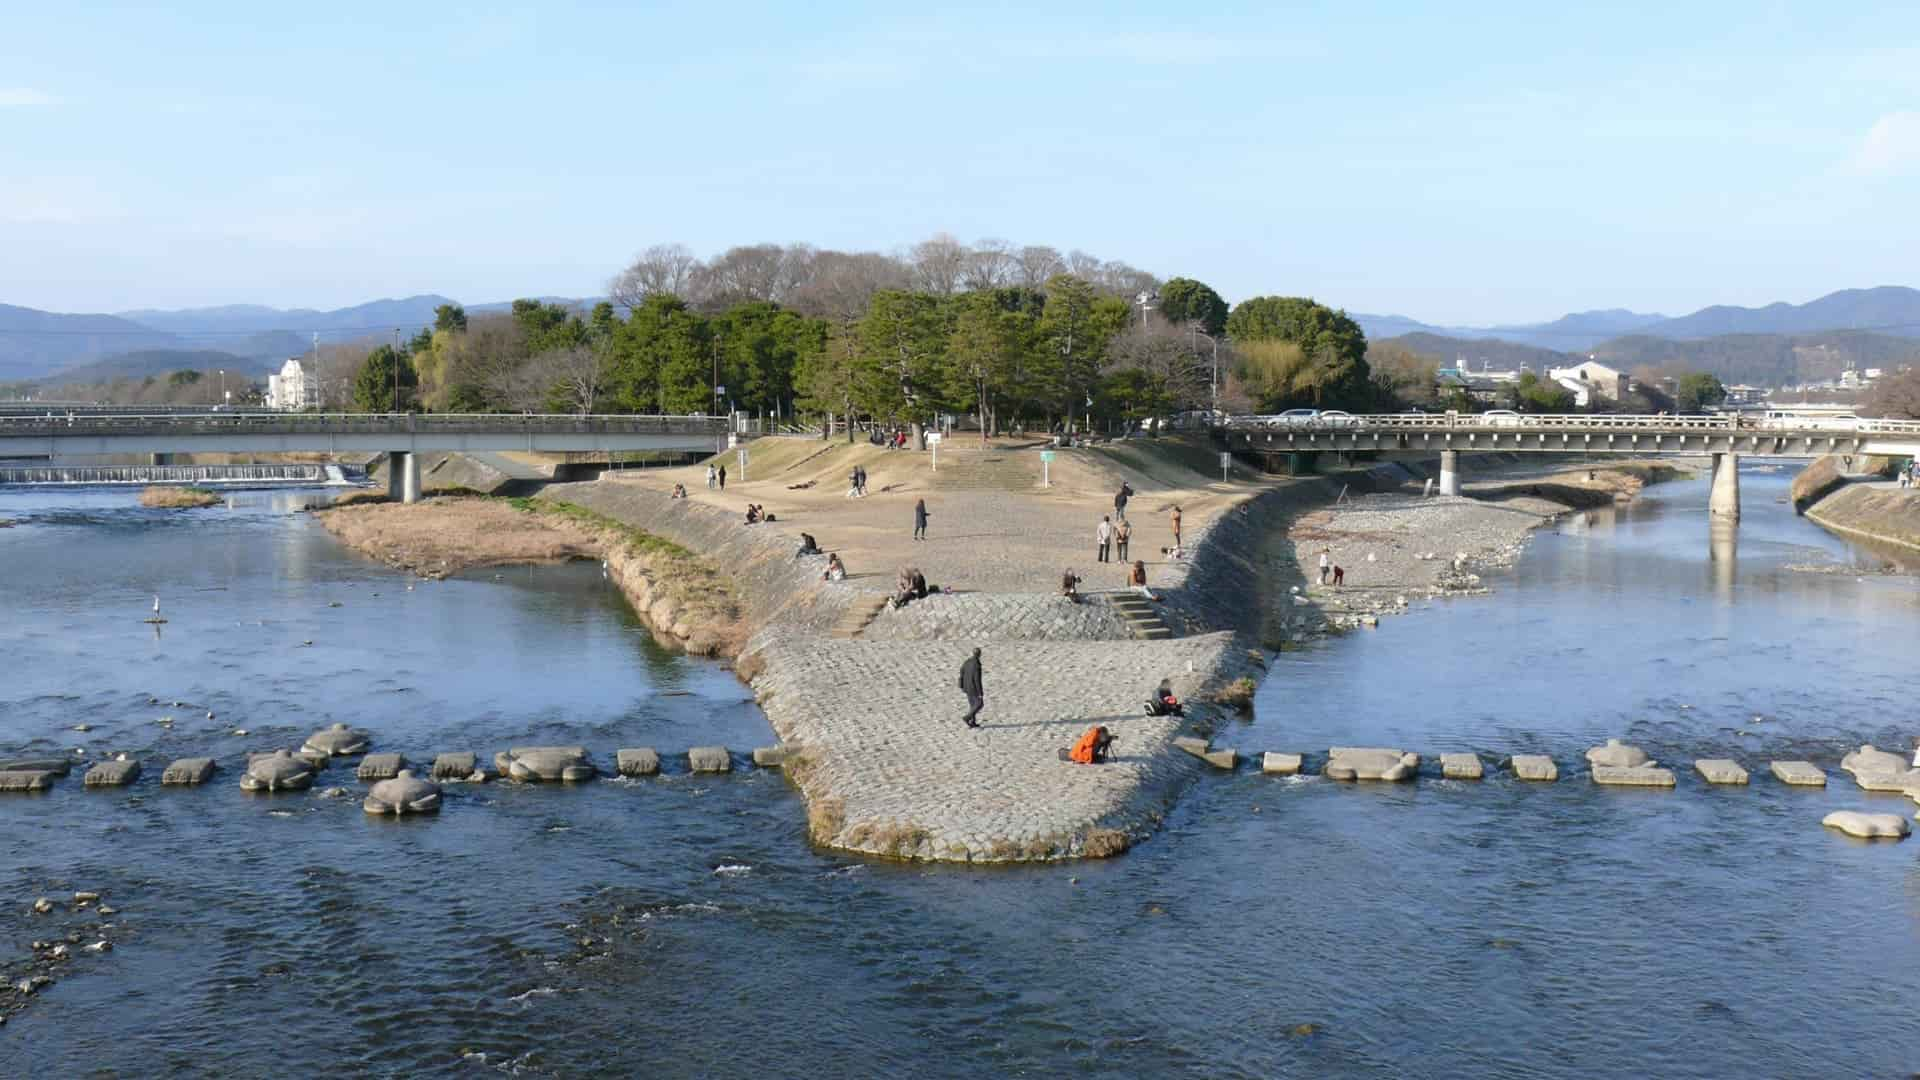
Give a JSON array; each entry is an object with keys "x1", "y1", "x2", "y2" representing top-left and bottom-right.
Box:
[
  {"x1": 609, "y1": 243, "x2": 702, "y2": 309},
  {"x1": 909, "y1": 233, "x2": 969, "y2": 297},
  {"x1": 1098, "y1": 260, "x2": 1160, "y2": 300},
  {"x1": 1064, "y1": 249, "x2": 1105, "y2": 280},
  {"x1": 787, "y1": 250, "x2": 911, "y2": 322},
  {"x1": 1016, "y1": 245, "x2": 1064, "y2": 286},
  {"x1": 962, "y1": 237, "x2": 1016, "y2": 291},
  {"x1": 689, "y1": 243, "x2": 790, "y2": 309},
  {"x1": 1864, "y1": 367, "x2": 1920, "y2": 419}
]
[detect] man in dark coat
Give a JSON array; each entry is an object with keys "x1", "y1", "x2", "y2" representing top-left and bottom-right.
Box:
[
  {"x1": 913, "y1": 498, "x2": 929, "y2": 540},
  {"x1": 958, "y1": 647, "x2": 984, "y2": 728},
  {"x1": 717, "y1": 464, "x2": 727, "y2": 490},
  {"x1": 1114, "y1": 481, "x2": 1132, "y2": 522}
]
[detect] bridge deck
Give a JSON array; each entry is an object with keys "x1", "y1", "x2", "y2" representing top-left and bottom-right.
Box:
[
  {"x1": 1218, "y1": 413, "x2": 1920, "y2": 458},
  {"x1": 0, "y1": 412, "x2": 747, "y2": 457}
]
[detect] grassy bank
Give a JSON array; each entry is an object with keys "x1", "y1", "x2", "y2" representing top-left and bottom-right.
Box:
[{"x1": 138, "y1": 486, "x2": 221, "y2": 509}]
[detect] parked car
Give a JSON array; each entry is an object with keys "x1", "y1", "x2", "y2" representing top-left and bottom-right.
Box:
[
  {"x1": 1316, "y1": 410, "x2": 1355, "y2": 428},
  {"x1": 1479, "y1": 409, "x2": 1522, "y2": 427}
]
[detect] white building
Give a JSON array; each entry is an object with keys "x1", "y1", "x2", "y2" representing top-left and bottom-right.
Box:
[
  {"x1": 265, "y1": 357, "x2": 319, "y2": 411},
  {"x1": 1547, "y1": 359, "x2": 1632, "y2": 403}
]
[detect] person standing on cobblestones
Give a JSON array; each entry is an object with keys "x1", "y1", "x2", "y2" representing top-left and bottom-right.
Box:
[
  {"x1": 1114, "y1": 482, "x2": 1132, "y2": 522},
  {"x1": 1116, "y1": 519, "x2": 1130, "y2": 561},
  {"x1": 959, "y1": 647, "x2": 985, "y2": 728},
  {"x1": 706, "y1": 463, "x2": 716, "y2": 489},
  {"x1": 1096, "y1": 516, "x2": 1113, "y2": 563},
  {"x1": 718, "y1": 464, "x2": 727, "y2": 490},
  {"x1": 1171, "y1": 505, "x2": 1182, "y2": 549},
  {"x1": 914, "y1": 498, "x2": 929, "y2": 540}
]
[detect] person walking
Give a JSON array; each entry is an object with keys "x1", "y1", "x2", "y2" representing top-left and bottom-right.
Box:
[
  {"x1": 958, "y1": 647, "x2": 985, "y2": 728},
  {"x1": 1115, "y1": 519, "x2": 1130, "y2": 561},
  {"x1": 913, "y1": 498, "x2": 929, "y2": 540},
  {"x1": 856, "y1": 464, "x2": 868, "y2": 497},
  {"x1": 717, "y1": 464, "x2": 727, "y2": 491},
  {"x1": 706, "y1": 463, "x2": 717, "y2": 489},
  {"x1": 1096, "y1": 516, "x2": 1113, "y2": 563},
  {"x1": 1318, "y1": 547, "x2": 1331, "y2": 585},
  {"x1": 1114, "y1": 481, "x2": 1132, "y2": 523},
  {"x1": 1171, "y1": 505, "x2": 1182, "y2": 549}
]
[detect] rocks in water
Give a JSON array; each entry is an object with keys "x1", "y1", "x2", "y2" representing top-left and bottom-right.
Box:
[
  {"x1": 1694, "y1": 759, "x2": 1749, "y2": 785},
  {"x1": 1585, "y1": 739, "x2": 1653, "y2": 769},
  {"x1": 752, "y1": 746, "x2": 787, "y2": 768},
  {"x1": 1821, "y1": 810, "x2": 1910, "y2": 840},
  {"x1": 1172, "y1": 736, "x2": 1210, "y2": 759},
  {"x1": 301, "y1": 722, "x2": 370, "y2": 757},
  {"x1": 1261, "y1": 752, "x2": 1303, "y2": 775},
  {"x1": 430, "y1": 752, "x2": 479, "y2": 781},
  {"x1": 83, "y1": 757, "x2": 141, "y2": 787},
  {"x1": 1839, "y1": 745, "x2": 1920, "y2": 793},
  {"x1": 688, "y1": 746, "x2": 732, "y2": 773},
  {"x1": 1199, "y1": 747, "x2": 1237, "y2": 770},
  {"x1": 294, "y1": 750, "x2": 331, "y2": 771},
  {"x1": 499, "y1": 746, "x2": 596, "y2": 783},
  {"x1": 0, "y1": 770, "x2": 59, "y2": 792},
  {"x1": 1170, "y1": 736, "x2": 1233, "y2": 769},
  {"x1": 355, "y1": 753, "x2": 406, "y2": 782},
  {"x1": 1591, "y1": 765, "x2": 1677, "y2": 787},
  {"x1": 1769, "y1": 760, "x2": 1826, "y2": 787},
  {"x1": 363, "y1": 769, "x2": 442, "y2": 815},
  {"x1": 616, "y1": 748, "x2": 661, "y2": 777},
  {"x1": 31, "y1": 898, "x2": 52, "y2": 914},
  {"x1": 1324, "y1": 747, "x2": 1419, "y2": 782},
  {"x1": 240, "y1": 749, "x2": 317, "y2": 792},
  {"x1": 0, "y1": 758, "x2": 71, "y2": 776},
  {"x1": 1440, "y1": 753, "x2": 1484, "y2": 780},
  {"x1": 161, "y1": 757, "x2": 217, "y2": 785},
  {"x1": 1510, "y1": 755, "x2": 1558, "y2": 781}
]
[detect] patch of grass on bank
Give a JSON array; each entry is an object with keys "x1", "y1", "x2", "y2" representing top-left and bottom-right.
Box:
[
  {"x1": 511, "y1": 497, "x2": 696, "y2": 559},
  {"x1": 139, "y1": 486, "x2": 221, "y2": 509}
]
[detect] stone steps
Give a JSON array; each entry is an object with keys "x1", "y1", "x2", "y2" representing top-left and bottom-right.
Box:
[
  {"x1": 830, "y1": 595, "x2": 890, "y2": 639},
  {"x1": 1105, "y1": 594, "x2": 1172, "y2": 639}
]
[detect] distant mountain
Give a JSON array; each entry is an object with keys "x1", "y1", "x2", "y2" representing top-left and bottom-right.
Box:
[
  {"x1": 38, "y1": 349, "x2": 263, "y2": 387},
  {"x1": 1383, "y1": 333, "x2": 1573, "y2": 371},
  {"x1": 0, "y1": 304, "x2": 186, "y2": 381},
  {"x1": 118, "y1": 294, "x2": 464, "y2": 355},
  {"x1": 1353, "y1": 309, "x2": 1667, "y2": 352},
  {"x1": 1590, "y1": 331, "x2": 1920, "y2": 387},
  {"x1": 1641, "y1": 286, "x2": 1920, "y2": 340}
]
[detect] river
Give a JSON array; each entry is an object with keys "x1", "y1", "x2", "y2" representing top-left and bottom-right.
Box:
[{"x1": 1, "y1": 468, "x2": 1917, "y2": 1077}]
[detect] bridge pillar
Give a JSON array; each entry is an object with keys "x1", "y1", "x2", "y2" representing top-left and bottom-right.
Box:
[
  {"x1": 149, "y1": 452, "x2": 172, "y2": 467},
  {"x1": 400, "y1": 451, "x2": 421, "y2": 504},
  {"x1": 386, "y1": 453, "x2": 405, "y2": 501},
  {"x1": 1438, "y1": 451, "x2": 1460, "y2": 496},
  {"x1": 1709, "y1": 452, "x2": 1740, "y2": 520}
]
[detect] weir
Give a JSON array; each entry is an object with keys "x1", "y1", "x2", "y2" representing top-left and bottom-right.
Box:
[{"x1": 0, "y1": 463, "x2": 354, "y2": 485}]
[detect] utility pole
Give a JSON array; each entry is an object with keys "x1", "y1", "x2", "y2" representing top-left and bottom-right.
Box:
[{"x1": 392, "y1": 328, "x2": 401, "y2": 414}]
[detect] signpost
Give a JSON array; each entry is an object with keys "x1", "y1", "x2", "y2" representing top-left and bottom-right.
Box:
[
  {"x1": 927, "y1": 431, "x2": 941, "y2": 471},
  {"x1": 1220, "y1": 451, "x2": 1231, "y2": 482},
  {"x1": 1041, "y1": 449, "x2": 1055, "y2": 488},
  {"x1": 737, "y1": 446, "x2": 749, "y2": 482}
]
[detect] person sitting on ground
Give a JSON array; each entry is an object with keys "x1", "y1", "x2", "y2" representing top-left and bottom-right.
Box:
[
  {"x1": 745, "y1": 504, "x2": 761, "y2": 525},
  {"x1": 1145, "y1": 679, "x2": 1183, "y2": 717},
  {"x1": 795, "y1": 532, "x2": 821, "y2": 558},
  {"x1": 1067, "y1": 724, "x2": 1117, "y2": 765},
  {"x1": 1061, "y1": 569, "x2": 1082, "y2": 603},
  {"x1": 1332, "y1": 564, "x2": 1345, "y2": 586},
  {"x1": 890, "y1": 566, "x2": 917, "y2": 608},
  {"x1": 911, "y1": 568, "x2": 929, "y2": 600},
  {"x1": 822, "y1": 553, "x2": 846, "y2": 582},
  {"x1": 670, "y1": 483, "x2": 687, "y2": 499},
  {"x1": 1128, "y1": 559, "x2": 1157, "y2": 601}
]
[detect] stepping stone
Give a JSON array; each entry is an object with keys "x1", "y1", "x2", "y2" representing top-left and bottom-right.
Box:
[
  {"x1": 1261, "y1": 752, "x2": 1303, "y2": 775},
  {"x1": 1324, "y1": 747, "x2": 1419, "y2": 782},
  {"x1": 240, "y1": 750, "x2": 316, "y2": 792},
  {"x1": 356, "y1": 753, "x2": 406, "y2": 782},
  {"x1": 295, "y1": 750, "x2": 330, "y2": 771},
  {"x1": 616, "y1": 748, "x2": 660, "y2": 777},
  {"x1": 1840, "y1": 744, "x2": 1907, "y2": 778},
  {"x1": 1440, "y1": 753, "x2": 1484, "y2": 780},
  {"x1": 301, "y1": 723, "x2": 370, "y2": 757},
  {"x1": 499, "y1": 746, "x2": 595, "y2": 783},
  {"x1": 1770, "y1": 760, "x2": 1826, "y2": 787},
  {"x1": 688, "y1": 746, "x2": 732, "y2": 773},
  {"x1": 161, "y1": 758, "x2": 217, "y2": 785},
  {"x1": 0, "y1": 771, "x2": 58, "y2": 792},
  {"x1": 430, "y1": 752, "x2": 478, "y2": 781},
  {"x1": 1694, "y1": 759, "x2": 1749, "y2": 785},
  {"x1": 1172, "y1": 736, "x2": 1210, "y2": 759},
  {"x1": 83, "y1": 758, "x2": 141, "y2": 787},
  {"x1": 0, "y1": 758, "x2": 71, "y2": 776},
  {"x1": 1510, "y1": 755, "x2": 1558, "y2": 781},
  {"x1": 1199, "y1": 747, "x2": 1237, "y2": 770},
  {"x1": 363, "y1": 770, "x2": 441, "y2": 815},
  {"x1": 751, "y1": 746, "x2": 787, "y2": 768},
  {"x1": 1586, "y1": 738, "x2": 1654, "y2": 768},
  {"x1": 1822, "y1": 811, "x2": 1910, "y2": 839},
  {"x1": 1591, "y1": 765, "x2": 1676, "y2": 787}
]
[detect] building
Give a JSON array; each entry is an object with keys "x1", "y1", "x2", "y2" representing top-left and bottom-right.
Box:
[
  {"x1": 265, "y1": 357, "x2": 319, "y2": 411},
  {"x1": 1546, "y1": 359, "x2": 1632, "y2": 403}
]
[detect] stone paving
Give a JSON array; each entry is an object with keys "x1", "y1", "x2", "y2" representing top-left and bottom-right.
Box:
[{"x1": 860, "y1": 591, "x2": 1137, "y2": 642}]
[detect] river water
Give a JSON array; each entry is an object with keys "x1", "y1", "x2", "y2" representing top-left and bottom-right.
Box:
[{"x1": 2, "y1": 469, "x2": 1917, "y2": 1077}]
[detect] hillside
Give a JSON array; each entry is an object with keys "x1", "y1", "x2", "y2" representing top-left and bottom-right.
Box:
[
  {"x1": 1646, "y1": 286, "x2": 1920, "y2": 340},
  {"x1": 1590, "y1": 331, "x2": 1920, "y2": 386},
  {"x1": 1385, "y1": 332, "x2": 1571, "y2": 371},
  {"x1": 0, "y1": 304, "x2": 183, "y2": 380},
  {"x1": 37, "y1": 349, "x2": 262, "y2": 386}
]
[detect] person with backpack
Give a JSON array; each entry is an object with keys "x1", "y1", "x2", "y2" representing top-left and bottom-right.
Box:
[{"x1": 958, "y1": 647, "x2": 984, "y2": 729}]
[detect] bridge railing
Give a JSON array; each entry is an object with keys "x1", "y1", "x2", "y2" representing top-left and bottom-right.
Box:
[
  {"x1": 0, "y1": 412, "x2": 739, "y2": 438},
  {"x1": 1220, "y1": 412, "x2": 1920, "y2": 437}
]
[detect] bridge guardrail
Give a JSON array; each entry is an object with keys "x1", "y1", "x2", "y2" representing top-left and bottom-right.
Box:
[
  {"x1": 1218, "y1": 413, "x2": 1920, "y2": 438},
  {"x1": 0, "y1": 412, "x2": 739, "y2": 438}
]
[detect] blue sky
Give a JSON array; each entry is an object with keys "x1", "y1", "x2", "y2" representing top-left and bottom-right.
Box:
[{"x1": 2, "y1": 1, "x2": 1917, "y2": 324}]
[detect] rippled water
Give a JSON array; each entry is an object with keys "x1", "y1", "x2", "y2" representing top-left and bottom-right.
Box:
[{"x1": 3, "y1": 470, "x2": 1919, "y2": 1077}]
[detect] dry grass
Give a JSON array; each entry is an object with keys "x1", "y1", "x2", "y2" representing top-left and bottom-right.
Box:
[
  {"x1": 844, "y1": 819, "x2": 932, "y2": 858},
  {"x1": 1214, "y1": 676, "x2": 1258, "y2": 712},
  {"x1": 805, "y1": 795, "x2": 846, "y2": 845},
  {"x1": 139, "y1": 486, "x2": 221, "y2": 509},
  {"x1": 1082, "y1": 828, "x2": 1131, "y2": 858},
  {"x1": 314, "y1": 496, "x2": 599, "y2": 577},
  {"x1": 328, "y1": 489, "x2": 389, "y2": 507},
  {"x1": 732, "y1": 649, "x2": 766, "y2": 683}
]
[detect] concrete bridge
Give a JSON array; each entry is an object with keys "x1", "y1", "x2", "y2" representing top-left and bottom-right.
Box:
[
  {"x1": 1218, "y1": 412, "x2": 1920, "y2": 520},
  {"x1": 0, "y1": 412, "x2": 751, "y2": 502}
]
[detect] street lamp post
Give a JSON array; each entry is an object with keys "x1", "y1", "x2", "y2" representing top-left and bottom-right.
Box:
[
  {"x1": 392, "y1": 329, "x2": 401, "y2": 413},
  {"x1": 1193, "y1": 329, "x2": 1222, "y2": 418}
]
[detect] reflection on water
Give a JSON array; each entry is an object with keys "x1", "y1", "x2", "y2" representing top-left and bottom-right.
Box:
[{"x1": 3, "y1": 472, "x2": 1920, "y2": 1077}]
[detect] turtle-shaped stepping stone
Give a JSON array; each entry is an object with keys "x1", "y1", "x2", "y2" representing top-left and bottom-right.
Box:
[
  {"x1": 240, "y1": 749, "x2": 316, "y2": 792},
  {"x1": 1585, "y1": 738, "x2": 1653, "y2": 769},
  {"x1": 363, "y1": 769, "x2": 441, "y2": 815},
  {"x1": 498, "y1": 746, "x2": 596, "y2": 783},
  {"x1": 83, "y1": 756, "x2": 141, "y2": 787},
  {"x1": 301, "y1": 723, "x2": 370, "y2": 757}
]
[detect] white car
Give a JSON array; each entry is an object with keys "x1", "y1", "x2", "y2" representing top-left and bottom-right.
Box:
[
  {"x1": 1479, "y1": 409, "x2": 1522, "y2": 427},
  {"x1": 1267, "y1": 408, "x2": 1320, "y2": 429},
  {"x1": 1315, "y1": 410, "x2": 1355, "y2": 428}
]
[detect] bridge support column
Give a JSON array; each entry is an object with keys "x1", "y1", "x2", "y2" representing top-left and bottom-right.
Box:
[
  {"x1": 386, "y1": 453, "x2": 405, "y2": 501},
  {"x1": 1709, "y1": 452, "x2": 1740, "y2": 520},
  {"x1": 149, "y1": 452, "x2": 173, "y2": 467},
  {"x1": 400, "y1": 451, "x2": 421, "y2": 504},
  {"x1": 1438, "y1": 451, "x2": 1460, "y2": 496}
]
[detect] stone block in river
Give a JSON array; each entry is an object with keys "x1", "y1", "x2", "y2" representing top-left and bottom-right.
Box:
[
  {"x1": 1585, "y1": 739, "x2": 1654, "y2": 769},
  {"x1": 0, "y1": 758, "x2": 71, "y2": 776},
  {"x1": 616, "y1": 748, "x2": 660, "y2": 777},
  {"x1": 1199, "y1": 747, "x2": 1237, "y2": 770},
  {"x1": 363, "y1": 770, "x2": 442, "y2": 815},
  {"x1": 1839, "y1": 744, "x2": 1907, "y2": 778},
  {"x1": 430, "y1": 752, "x2": 477, "y2": 781},
  {"x1": 295, "y1": 750, "x2": 331, "y2": 771},
  {"x1": 160, "y1": 758, "x2": 217, "y2": 785},
  {"x1": 1769, "y1": 760, "x2": 1826, "y2": 787},
  {"x1": 1324, "y1": 747, "x2": 1418, "y2": 782},
  {"x1": 688, "y1": 746, "x2": 732, "y2": 773},
  {"x1": 1510, "y1": 755, "x2": 1558, "y2": 781},
  {"x1": 1694, "y1": 759, "x2": 1749, "y2": 785},
  {"x1": 751, "y1": 746, "x2": 787, "y2": 768},
  {"x1": 1822, "y1": 810, "x2": 1910, "y2": 840},
  {"x1": 355, "y1": 753, "x2": 406, "y2": 782},
  {"x1": 1261, "y1": 752, "x2": 1303, "y2": 775},
  {"x1": 300, "y1": 722, "x2": 370, "y2": 757},
  {"x1": 83, "y1": 758, "x2": 141, "y2": 787},
  {"x1": 1440, "y1": 753, "x2": 1483, "y2": 780},
  {"x1": 1591, "y1": 765, "x2": 1676, "y2": 787},
  {"x1": 240, "y1": 750, "x2": 316, "y2": 792},
  {"x1": 501, "y1": 746, "x2": 595, "y2": 783},
  {"x1": 0, "y1": 771, "x2": 58, "y2": 792}
]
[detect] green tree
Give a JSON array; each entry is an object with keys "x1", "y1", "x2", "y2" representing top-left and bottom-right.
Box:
[
  {"x1": 854, "y1": 290, "x2": 949, "y2": 435},
  {"x1": 1510, "y1": 371, "x2": 1575, "y2": 412},
  {"x1": 1674, "y1": 372, "x2": 1727, "y2": 413},
  {"x1": 434, "y1": 303, "x2": 468, "y2": 334},
  {"x1": 944, "y1": 291, "x2": 1032, "y2": 443},
  {"x1": 1037, "y1": 275, "x2": 1129, "y2": 432},
  {"x1": 511, "y1": 299, "x2": 586, "y2": 355},
  {"x1": 352, "y1": 345, "x2": 418, "y2": 412},
  {"x1": 711, "y1": 301, "x2": 827, "y2": 418},
  {"x1": 1225, "y1": 296, "x2": 1371, "y2": 408},
  {"x1": 605, "y1": 293, "x2": 710, "y2": 414},
  {"x1": 1157, "y1": 277, "x2": 1228, "y2": 336}
]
